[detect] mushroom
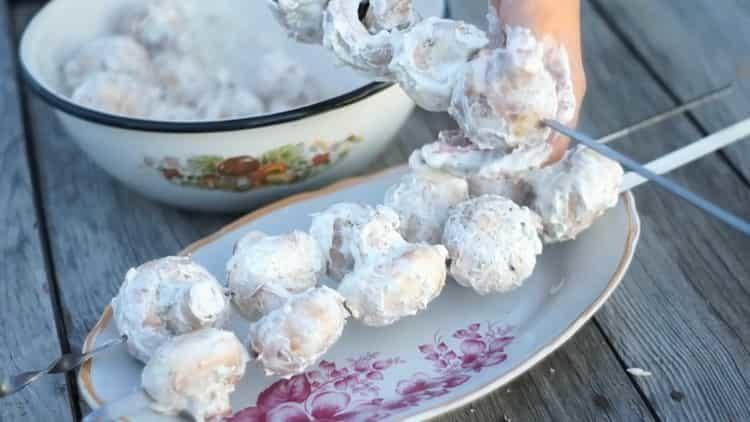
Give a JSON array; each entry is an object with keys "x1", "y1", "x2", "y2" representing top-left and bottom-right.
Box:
[
  {"x1": 247, "y1": 286, "x2": 349, "y2": 377},
  {"x1": 389, "y1": 17, "x2": 488, "y2": 111},
  {"x1": 111, "y1": 256, "x2": 230, "y2": 363},
  {"x1": 442, "y1": 195, "x2": 543, "y2": 295},
  {"x1": 226, "y1": 231, "x2": 325, "y2": 319},
  {"x1": 142, "y1": 328, "x2": 248, "y2": 421}
]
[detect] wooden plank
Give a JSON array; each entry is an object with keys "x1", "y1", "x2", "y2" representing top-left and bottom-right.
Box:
[
  {"x1": 574, "y1": 3, "x2": 750, "y2": 421},
  {"x1": 588, "y1": 0, "x2": 750, "y2": 181},
  {"x1": 0, "y1": 0, "x2": 75, "y2": 420}
]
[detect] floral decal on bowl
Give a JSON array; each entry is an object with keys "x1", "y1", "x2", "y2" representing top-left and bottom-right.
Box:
[
  {"x1": 143, "y1": 135, "x2": 362, "y2": 192},
  {"x1": 230, "y1": 322, "x2": 514, "y2": 422}
]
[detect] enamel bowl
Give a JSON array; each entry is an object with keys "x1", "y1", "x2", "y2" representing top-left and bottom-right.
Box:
[
  {"x1": 79, "y1": 167, "x2": 641, "y2": 421},
  {"x1": 19, "y1": 0, "x2": 446, "y2": 213}
]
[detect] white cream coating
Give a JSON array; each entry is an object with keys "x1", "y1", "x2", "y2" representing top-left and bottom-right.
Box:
[
  {"x1": 389, "y1": 17, "x2": 488, "y2": 111},
  {"x1": 196, "y1": 82, "x2": 265, "y2": 120},
  {"x1": 384, "y1": 167, "x2": 469, "y2": 243},
  {"x1": 72, "y1": 72, "x2": 162, "y2": 118},
  {"x1": 442, "y1": 195, "x2": 543, "y2": 295},
  {"x1": 322, "y1": 0, "x2": 400, "y2": 77},
  {"x1": 152, "y1": 52, "x2": 214, "y2": 106},
  {"x1": 115, "y1": 0, "x2": 192, "y2": 52},
  {"x1": 521, "y1": 147, "x2": 624, "y2": 243},
  {"x1": 468, "y1": 140, "x2": 552, "y2": 200},
  {"x1": 310, "y1": 203, "x2": 406, "y2": 280},
  {"x1": 142, "y1": 328, "x2": 248, "y2": 421},
  {"x1": 256, "y1": 51, "x2": 323, "y2": 112},
  {"x1": 111, "y1": 256, "x2": 229, "y2": 363},
  {"x1": 248, "y1": 286, "x2": 349, "y2": 377},
  {"x1": 62, "y1": 35, "x2": 153, "y2": 92},
  {"x1": 486, "y1": 3, "x2": 504, "y2": 47},
  {"x1": 338, "y1": 243, "x2": 448, "y2": 326},
  {"x1": 268, "y1": 0, "x2": 330, "y2": 43},
  {"x1": 227, "y1": 231, "x2": 325, "y2": 319},
  {"x1": 413, "y1": 130, "x2": 504, "y2": 177},
  {"x1": 449, "y1": 26, "x2": 575, "y2": 150},
  {"x1": 363, "y1": 0, "x2": 420, "y2": 32}
]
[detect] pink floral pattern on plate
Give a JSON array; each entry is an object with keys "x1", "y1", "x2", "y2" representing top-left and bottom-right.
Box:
[{"x1": 230, "y1": 323, "x2": 514, "y2": 422}]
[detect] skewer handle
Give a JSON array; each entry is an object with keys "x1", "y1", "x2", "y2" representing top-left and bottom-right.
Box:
[{"x1": 622, "y1": 118, "x2": 750, "y2": 190}]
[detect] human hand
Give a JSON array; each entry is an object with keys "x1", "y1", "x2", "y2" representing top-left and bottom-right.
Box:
[{"x1": 492, "y1": 0, "x2": 586, "y2": 162}]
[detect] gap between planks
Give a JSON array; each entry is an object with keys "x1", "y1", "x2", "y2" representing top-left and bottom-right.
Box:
[{"x1": 7, "y1": 1, "x2": 82, "y2": 419}]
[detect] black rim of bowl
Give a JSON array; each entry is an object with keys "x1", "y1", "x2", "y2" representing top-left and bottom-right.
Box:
[{"x1": 20, "y1": 1, "x2": 451, "y2": 134}]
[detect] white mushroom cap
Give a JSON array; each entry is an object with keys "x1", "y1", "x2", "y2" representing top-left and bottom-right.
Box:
[
  {"x1": 385, "y1": 168, "x2": 469, "y2": 243},
  {"x1": 114, "y1": 0, "x2": 192, "y2": 52},
  {"x1": 268, "y1": 0, "x2": 330, "y2": 43},
  {"x1": 142, "y1": 328, "x2": 248, "y2": 421},
  {"x1": 152, "y1": 52, "x2": 214, "y2": 106},
  {"x1": 62, "y1": 35, "x2": 153, "y2": 92},
  {"x1": 111, "y1": 256, "x2": 229, "y2": 363},
  {"x1": 363, "y1": 0, "x2": 420, "y2": 32},
  {"x1": 72, "y1": 72, "x2": 162, "y2": 118},
  {"x1": 310, "y1": 203, "x2": 407, "y2": 280},
  {"x1": 322, "y1": 0, "x2": 399, "y2": 77},
  {"x1": 255, "y1": 51, "x2": 322, "y2": 111},
  {"x1": 521, "y1": 147, "x2": 624, "y2": 243},
  {"x1": 248, "y1": 286, "x2": 349, "y2": 377},
  {"x1": 196, "y1": 83, "x2": 265, "y2": 120},
  {"x1": 390, "y1": 17, "x2": 488, "y2": 111},
  {"x1": 413, "y1": 130, "x2": 504, "y2": 177},
  {"x1": 338, "y1": 243, "x2": 448, "y2": 326},
  {"x1": 227, "y1": 231, "x2": 325, "y2": 319},
  {"x1": 443, "y1": 195, "x2": 543, "y2": 295},
  {"x1": 468, "y1": 140, "x2": 553, "y2": 200},
  {"x1": 449, "y1": 26, "x2": 575, "y2": 150}
]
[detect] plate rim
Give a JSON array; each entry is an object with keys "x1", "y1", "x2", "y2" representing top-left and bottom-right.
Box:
[{"x1": 78, "y1": 165, "x2": 641, "y2": 421}]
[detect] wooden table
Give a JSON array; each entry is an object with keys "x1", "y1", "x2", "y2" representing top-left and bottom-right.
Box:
[{"x1": 3, "y1": 0, "x2": 750, "y2": 420}]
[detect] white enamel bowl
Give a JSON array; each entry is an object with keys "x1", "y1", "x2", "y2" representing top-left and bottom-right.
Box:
[
  {"x1": 19, "y1": 0, "x2": 445, "y2": 213},
  {"x1": 79, "y1": 166, "x2": 641, "y2": 421}
]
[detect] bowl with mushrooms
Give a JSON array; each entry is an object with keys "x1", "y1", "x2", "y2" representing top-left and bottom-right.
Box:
[{"x1": 19, "y1": 0, "x2": 446, "y2": 212}]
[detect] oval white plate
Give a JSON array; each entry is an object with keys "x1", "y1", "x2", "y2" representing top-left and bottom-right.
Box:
[{"x1": 79, "y1": 166, "x2": 640, "y2": 421}]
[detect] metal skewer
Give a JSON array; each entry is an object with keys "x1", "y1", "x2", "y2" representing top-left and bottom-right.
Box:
[
  {"x1": 544, "y1": 119, "x2": 750, "y2": 236},
  {"x1": 0, "y1": 335, "x2": 126, "y2": 398},
  {"x1": 597, "y1": 84, "x2": 734, "y2": 144},
  {"x1": 621, "y1": 118, "x2": 750, "y2": 191}
]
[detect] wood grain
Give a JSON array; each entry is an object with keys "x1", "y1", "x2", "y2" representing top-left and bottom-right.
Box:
[
  {"x1": 589, "y1": 0, "x2": 750, "y2": 181},
  {"x1": 0, "y1": 0, "x2": 74, "y2": 421},
  {"x1": 578, "y1": 2, "x2": 750, "y2": 421}
]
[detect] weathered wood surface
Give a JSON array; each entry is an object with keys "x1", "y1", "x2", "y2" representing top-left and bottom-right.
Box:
[
  {"x1": 590, "y1": 0, "x2": 750, "y2": 181},
  {"x1": 4, "y1": 0, "x2": 750, "y2": 421},
  {"x1": 0, "y1": 0, "x2": 75, "y2": 421},
  {"x1": 578, "y1": 1, "x2": 750, "y2": 420}
]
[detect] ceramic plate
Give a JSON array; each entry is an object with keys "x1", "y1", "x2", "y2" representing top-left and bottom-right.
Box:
[{"x1": 79, "y1": 166, "x2": 640, "y2": 421}]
